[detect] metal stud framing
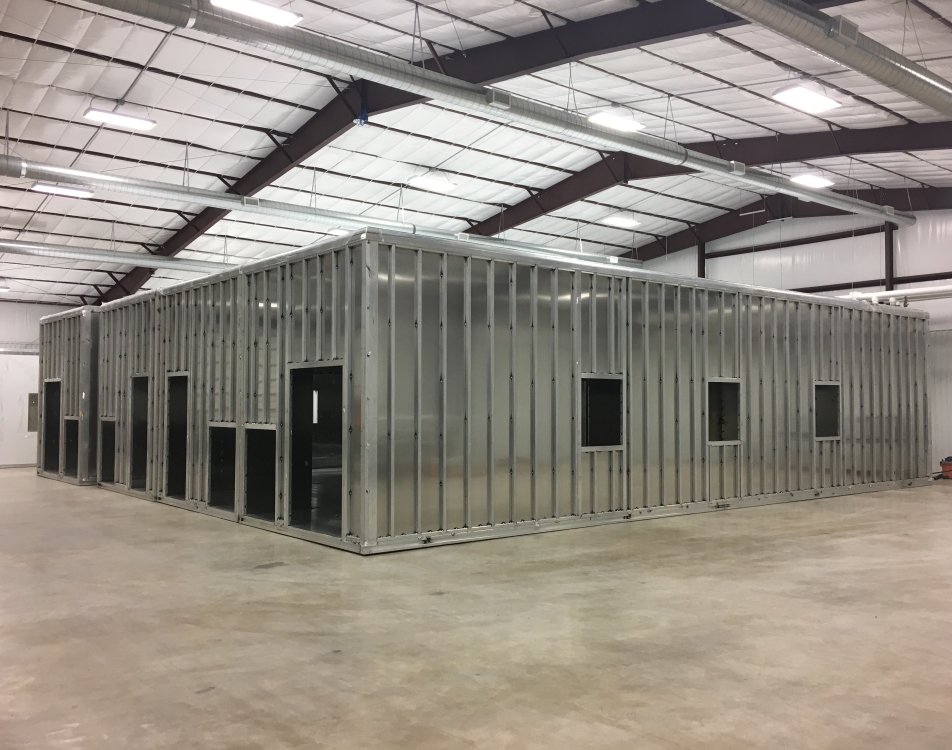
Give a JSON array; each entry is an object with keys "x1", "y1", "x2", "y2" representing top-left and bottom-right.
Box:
[{"x1": 38, "y1": 231, "x2": 934, "y2": 554}]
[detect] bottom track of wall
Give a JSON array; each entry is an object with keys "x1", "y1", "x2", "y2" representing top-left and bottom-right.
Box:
[{"x1": 38, "y1": 473, "x2": 932, "y2": 555}]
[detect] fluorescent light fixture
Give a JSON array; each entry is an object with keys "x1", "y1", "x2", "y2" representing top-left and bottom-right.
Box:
[
  {"x1": 83, "y1": 108, "x2": 156, "y2": 131},
  {"x1": 0, "y1": 278, "x2": 10, "y2": 293},
  {"x1": 771, "y1": 85, "x2": 841, "y2": 114},
  {"x1": 31, "y1": 183, "x2": 94, "y2": 199},
  {"x1": 601, "y1": 212, "x2": 641, "y2": 229},
  {"x1": 210, "y1": 0, "x2": 303, "y2": 26},
  {"x1": 407, "y1": 169, "x2": 458, "y2": 192},
  {"x1": 790, "y1": 173, "x2": 834, "y2": 189},
  {"x1": 328, "y1": 228, "x2": 350, "y2": 236},
  {"x1": 588, "y1": 107, "x2": 645, "y2": 133}
]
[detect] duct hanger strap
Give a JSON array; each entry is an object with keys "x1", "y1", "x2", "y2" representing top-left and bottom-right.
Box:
[
  {"x1": 81, "y1": 0, "x2": 914, "y2": 227},
  {"x1": 707, "y1": 0, "x2": 952, "y2": 118},
  {"x1": 0, "y1": 154, "x2": 640, "y2": 265}
]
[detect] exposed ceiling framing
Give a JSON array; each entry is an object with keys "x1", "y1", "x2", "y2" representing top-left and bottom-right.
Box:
[
  {"x1": 95, "y1": 0, "x2": 853, "y2": 303},
  {"x1": 466, "y1": 121, "x2": 952, "y2": 238},
  {"x1": 1, "y1": 0, "x2": 951, "y2": 306}
]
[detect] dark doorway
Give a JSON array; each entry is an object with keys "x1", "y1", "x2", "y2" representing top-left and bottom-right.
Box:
[
  {"x1": 43, "y1": 381, "x2": 60, "y2": 473},
  {"x1": 130, "y1": 376, "x2": 149, "y2": 490},
  {"x1": 290, "y1": 366, "x2": 343, "y2": 536},
  {"x1": 166, "y1": 376, "x2": 188, "y2": 499},
  {"x1": 63, "y1": 419, "x2": 79, "y2": 477},
  {"x1": 245, "y1": 429, "x2": 276, "y2": 521},
  {"x1": 101, "y1": 421, "x2": 116, "y2": 483},
  {"x1": 208, "y1": 426, "x2": 236, "y2": 510}
]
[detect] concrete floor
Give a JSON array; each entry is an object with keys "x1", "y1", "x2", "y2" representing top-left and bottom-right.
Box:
[{"x1": 1, "y1": 469, "x2": 951, "y2": 749}]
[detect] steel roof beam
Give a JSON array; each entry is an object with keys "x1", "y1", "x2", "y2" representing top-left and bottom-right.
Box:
[
  {"x1": 93, "y1": 0, "x2": 851, "y2": 303},
  {"x1": 466, "y1": 122, "x2": 952, "y2": 237}
]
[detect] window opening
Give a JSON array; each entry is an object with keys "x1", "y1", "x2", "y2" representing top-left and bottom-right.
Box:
[
  {"x1": 581, "y1": 377, "x2": 623, "y2": 448},
  {"x1": 27, "y1": 393, "x2": 38, "y2": 433},
  {"x1": 815, "y1": 384, "x2": 841, "y2": 439},
  {"x1": 708, "y1": 381, "x2": 740, "y2": 442}
]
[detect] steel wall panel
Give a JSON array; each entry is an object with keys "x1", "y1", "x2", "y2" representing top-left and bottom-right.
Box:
[{"x1": 40, "y1": 230, "x2": 934, "y2": 554}]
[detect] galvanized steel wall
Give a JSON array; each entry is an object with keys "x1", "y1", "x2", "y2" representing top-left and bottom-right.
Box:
[
  {"x1": 75, "y1": 231, "x2": 930, "y2": 553},
  {"x1": 98, "y1": 294, "x2": 154, "y2": 490},
  {"x1": 369, "y1": 237, "x2": 930, "y2": 551},
  {"x1": 37, "y1": 307, "x2": 99, "y2": 484}
]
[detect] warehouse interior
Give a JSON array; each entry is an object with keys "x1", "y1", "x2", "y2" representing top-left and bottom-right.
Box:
[{"x1": 2, "y1": 0, "x2": 952, "y2": 745}]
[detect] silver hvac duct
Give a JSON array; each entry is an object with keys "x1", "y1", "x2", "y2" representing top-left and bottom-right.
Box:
[
  {"x1": 0, "y1": 238, "x2": 234, "y2": 273},
  {"x1": 850, "y1": 284, "x2": 952, "y2": 304},
  {"x1": 0, "y1": 155, "x2": 640, "y2": 266},
  {"x1": 707, "y1": 0, "x2": 952, "y2": 118},
  {"x1": 81, "y1": 0, "x2": 915, "y2": 227}
]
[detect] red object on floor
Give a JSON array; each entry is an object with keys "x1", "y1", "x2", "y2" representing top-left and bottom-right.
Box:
[{"x1": 941, "y1": 458, "x2": 952, "y2": 479}]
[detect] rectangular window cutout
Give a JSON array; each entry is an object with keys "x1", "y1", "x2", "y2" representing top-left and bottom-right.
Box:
[
  {"x1": 208, "y1": 426, "x2": 236, "y2": 510},
  {"x1": 815, "y1": 384, "x2": 841, "y2": 439},
  {"x1": 100, "y1": 421, "x2": 116, "y2": 484},
  {"x1": 165, "y1": 375, "x2": 188, "y2": 499},
  {"x1": 708, "y1": 381, "x2": 740, "y2": 442},
  {"x1": 43, "y1": 381, "x2": 60, "y2": 473},
  {"x1": 581, "y1": 377, "x2": 623, "y2": 448},
  {"x1": 27, "y1": 393, "x2": 38, "y2": 433},
  {"x1": 245, "y1": 429, "x2": 276, "y2": 521},
  {"x1": 63, "y1": 419, "x2": 79, "y2": 477},
  {"x1": 290, "y1": 366, "x2": 343, "y2": 535},
  {"x1": 130, "y1": 377, "x2": 149, "y2": 490}
]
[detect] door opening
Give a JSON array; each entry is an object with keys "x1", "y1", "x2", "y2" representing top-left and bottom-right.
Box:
[
  {"x1": 290, "y1": 366, "x2": 343, "y2": 536},
  {"x1": 43, "y1": 381, "x2": 61, "y2": 473},
  {"x1": 101, "y1": 421, "x2": 116, "y2": 483},
  {"x1": 166, "y1": 376, "x2": 188, "y2": 499},
  {"x1": 63, "y1": 419, "x2": 79, "y2": 477},
  {"x1": 245, "y1": 429, "x2": 276, "y2": 521},
  {"x1": 130, "y1": 376, "x2": 149, "y2": 490},
  {"x1": 208, "y1": 426, "x2": 236, "y2": 510}
]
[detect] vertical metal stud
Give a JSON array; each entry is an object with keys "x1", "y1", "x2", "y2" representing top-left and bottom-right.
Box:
[
  {"x1": 414, "y1": 248, "x2": 423, "y2": 533},
  {"x1": 530, "y1": 264, "x2": 538, "y2": 520},
  {"x1": 439, "y1": 252, "x2": 448, "y2": 531},
  {"x1": 463, "y1": 256, "x2": 472, "y2": 528}
]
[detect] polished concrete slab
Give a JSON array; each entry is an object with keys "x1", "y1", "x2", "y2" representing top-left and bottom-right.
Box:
[{"x1": 1, "y1": 467, "x2": 951, "y2": 749}]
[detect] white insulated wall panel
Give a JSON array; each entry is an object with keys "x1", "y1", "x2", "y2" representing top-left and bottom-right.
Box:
[
  {"x1": 928, "y1": 329, "x2": 952, "y2": 472},
  {"x1": 0, "y1": 354, "x2": 38, "y2": 467}
]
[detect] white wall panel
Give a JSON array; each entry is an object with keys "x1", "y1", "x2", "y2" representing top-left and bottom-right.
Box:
[
  {"x1": 642, "y1": 247, "x2": 696, "y2": 277},
  {"x1": 0, "y1": 300, "x2": 69, "y2": 342},
  {"x1": 0, "y1": 354, "x2": 38, "y2": 467},
  {"x1": 708, "y1": 234, "x2": 884, "y2": 290},
  {"x1": 706, "y1": 215, "x2": 882, "y2": 254},
  {"x1": 928, "y1": 329, "x2": 952, "y2": 473},
  {"x1": 896, "y1": 210, "x2": 952, "y2": 277}
]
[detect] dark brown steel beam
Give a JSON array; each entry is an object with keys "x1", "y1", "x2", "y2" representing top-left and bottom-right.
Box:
[
  {"x1": 885, "y1": 222, "x2": 896, "y2": 291},
  {"x1": 705, "y1": 225, "x2": 885, "y2": 259},
  {"x1": 93, "y1": 0, "x2": 856, "y2": 303},
  {"x1": 792, "y1": 269, "x2": 952, "y2": 294},
  {"x1": 467, "y1": 121, "x2": 952, "y2": 237}
]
